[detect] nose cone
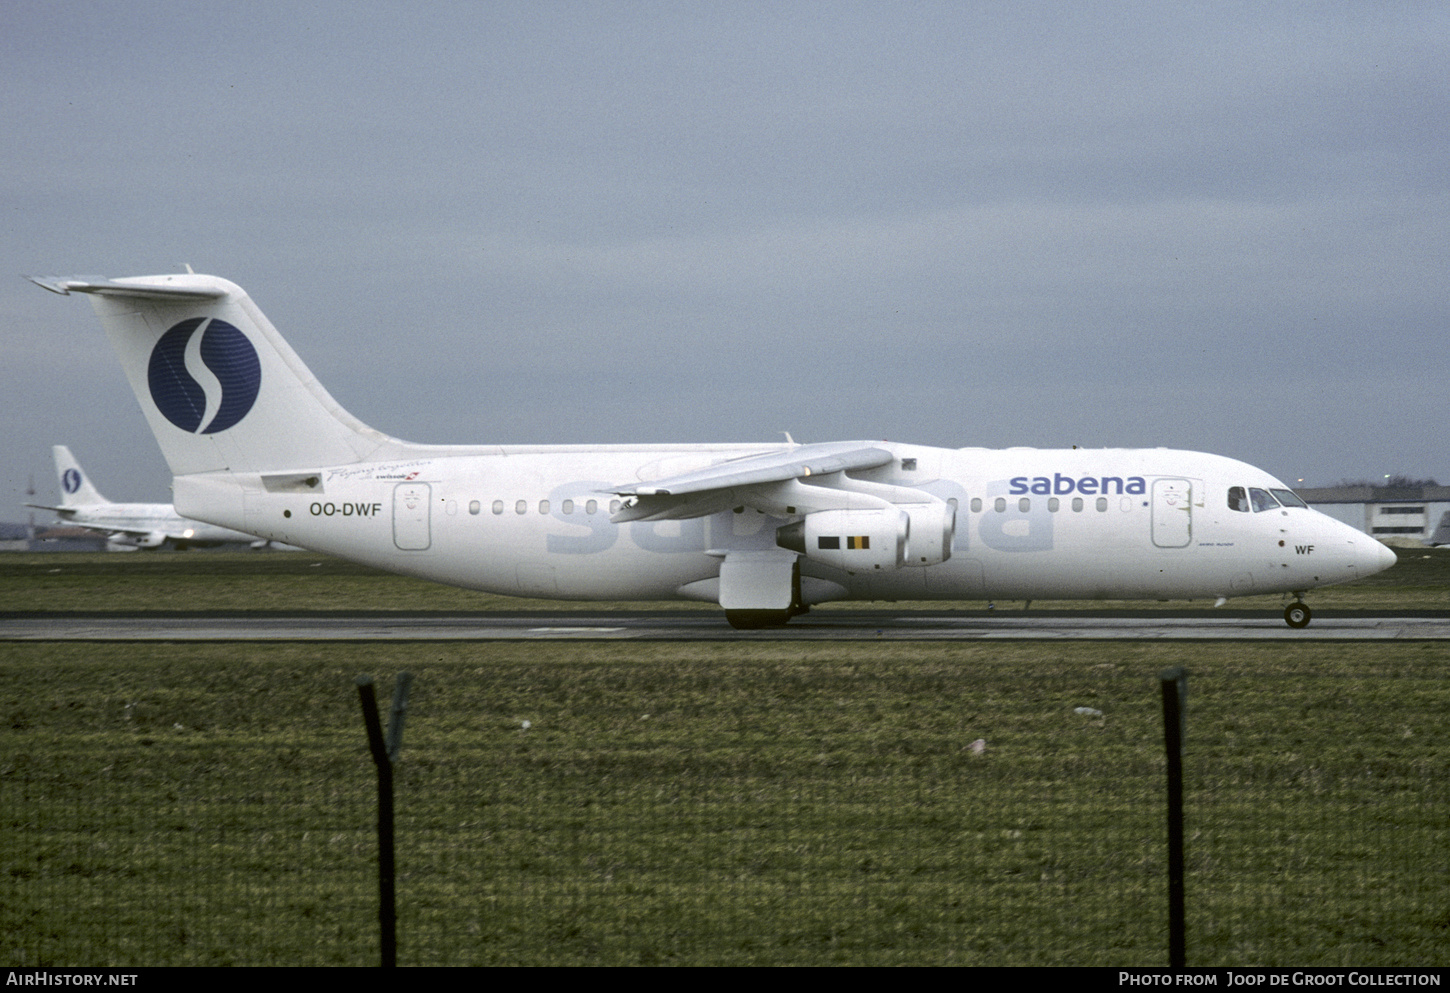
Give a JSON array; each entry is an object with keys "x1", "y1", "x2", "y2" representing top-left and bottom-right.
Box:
[
  {"x1": 1363, "y1": 538, "x2": 1398, "y2": 577},
  {"x1": 1308, "y1": 514, "x2": 1397, "y2": 587}
]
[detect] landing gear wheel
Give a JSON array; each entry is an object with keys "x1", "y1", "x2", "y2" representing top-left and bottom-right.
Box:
[
  {"x1": 1284, "y1": 602, "x2": 1312, "y2": 629},
  {"x1": 726, "y1": 609, "x2": 794, "y2": 630}
]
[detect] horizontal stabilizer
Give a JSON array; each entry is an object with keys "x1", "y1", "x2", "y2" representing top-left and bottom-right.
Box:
[
  {"x1": 23, "y1": 503, "x2": 65, "y2": 514},
  {"x1": 25, "y1": 275, "x2": 228, "y2": 301}
]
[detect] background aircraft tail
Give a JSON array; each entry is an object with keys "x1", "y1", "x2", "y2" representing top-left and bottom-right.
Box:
[
  {"x1": 28, "y1": 274, "x2": 406, "y2": 476},
  {"x1": 52, "y1": 445, "x2": 109, "y2": 506}
]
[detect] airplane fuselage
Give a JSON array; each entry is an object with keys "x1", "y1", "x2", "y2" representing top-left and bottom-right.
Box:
[
  {"x1": 33, "y1": 445, "x2": 265, "y2": 549},
  {"x1": 175, "y1": 442, "x2": 1382, "y2": 604},
  {"x1": 53, "y1": 503, "x2": 257, "y2": 547}
]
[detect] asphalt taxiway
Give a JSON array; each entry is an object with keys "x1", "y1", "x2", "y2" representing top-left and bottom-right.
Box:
[{"x1": 3, "y1": 610, "x2": 1448, "y2": 641}]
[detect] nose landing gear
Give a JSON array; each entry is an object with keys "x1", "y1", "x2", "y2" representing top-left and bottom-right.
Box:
[{"x1": 1284, "y1": 596, "x2": 1312, "y2": 629}]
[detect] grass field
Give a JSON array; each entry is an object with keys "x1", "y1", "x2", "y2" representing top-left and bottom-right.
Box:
[
  {"x1": 2, "y1": 549, "x2": 1447, "y2": 966},
  {"x1": 2, "y1": 544, "x2": 1448, "y2": 613}
]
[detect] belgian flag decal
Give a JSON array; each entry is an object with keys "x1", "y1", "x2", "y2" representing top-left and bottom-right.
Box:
[{"x1": 818, "y1": 535, "x2": 871, "y2": 551}]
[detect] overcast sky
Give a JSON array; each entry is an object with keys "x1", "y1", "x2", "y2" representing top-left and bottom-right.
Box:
[{"x1": 4, "y1": 1, "x2": 1447, "y2": 524}]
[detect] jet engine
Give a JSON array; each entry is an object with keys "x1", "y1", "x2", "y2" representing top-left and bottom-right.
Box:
[
  {"x1": 902, "y1": 501, "x2": 956, "y2": 566},
  {"x1": 108, "y1": 530, "x2": 167, "y2": 549},
  {"x1": 776, "y1": 507, "x2": 909, "y2": 571},
  {"x1": 776, "y1": 501, "x2": 955, "y2": 571}
]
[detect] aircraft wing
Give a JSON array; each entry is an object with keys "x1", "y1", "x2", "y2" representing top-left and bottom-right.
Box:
[
  {"x1": 608, "y1": 442, "x2": 897, "y2": 522},
  {"x1": 95, "y1": 524, "x2": 171, "y2": 538}
]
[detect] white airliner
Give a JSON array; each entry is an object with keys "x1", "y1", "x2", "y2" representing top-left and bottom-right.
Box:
[
  {"x1": 27, "y1": 443, "x2": 269, "y2": 549},
  {"x1": 28, "y1": 272, "x2": 1395, "y2": 627}
]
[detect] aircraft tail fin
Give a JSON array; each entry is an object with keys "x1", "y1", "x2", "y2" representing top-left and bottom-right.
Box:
[
  {"x1": 52, "y1": 445, "x2": 109, "y2": 506},
  {"x1": 28, "y1": 274, "x2": 406, "y2": 476}
]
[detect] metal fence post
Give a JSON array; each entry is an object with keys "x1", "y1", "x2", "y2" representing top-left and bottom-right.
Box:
[
  {"x1": 357, "y1": 672, "x2": 413, "y2": 968},
  {"x1": 1160, "y1": 666, "x2": 1187, "y2": 968}
]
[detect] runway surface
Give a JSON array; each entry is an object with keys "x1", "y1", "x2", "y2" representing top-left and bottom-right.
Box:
[{"x1": 4, "y1": 610, "x2": 1448, "y2": 641}]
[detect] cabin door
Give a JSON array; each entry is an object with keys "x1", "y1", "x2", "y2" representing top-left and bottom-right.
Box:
[
  {"x1": 393, "y1": 482, "x2": 431, "y2": 550},
  {"x1": 1151, "y1": 478, "x2": 1193, "y2": 548}
]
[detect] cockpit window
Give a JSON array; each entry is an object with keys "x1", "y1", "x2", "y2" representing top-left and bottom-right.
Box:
[
  {"x1": 1228, "y1": 486, "x2": 1249, "y2": 512},
  {"x1": 1271, "y1": 489, "x2": 1307, "y2": 509},
  {"x1": 1249, "y1": 487, "x2": 1280, "y2": 512}
]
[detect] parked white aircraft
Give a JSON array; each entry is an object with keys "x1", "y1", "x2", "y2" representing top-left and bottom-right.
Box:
[
  {"x1": 26, "y1": 444, "x2": 267, "y2": 549},
  {"x1": 28, "y1": 273, "x2": 1395, "y2": 627}
]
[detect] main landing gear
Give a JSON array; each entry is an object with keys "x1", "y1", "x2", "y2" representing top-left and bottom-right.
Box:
[
  {"x1": 1284, "y1": 596, "x2": 1312, "y2": 629},
  {"x1": 725, "y1": 609, "x2": 795, "y2": 630},
  {"x1": 725, "y1": 604, "x2": 810, "y2": 630}
]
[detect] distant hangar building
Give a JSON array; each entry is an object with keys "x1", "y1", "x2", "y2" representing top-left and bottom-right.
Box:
[{"x1": 1294, "y1": 482, "x2": 1450, "y2": 547}]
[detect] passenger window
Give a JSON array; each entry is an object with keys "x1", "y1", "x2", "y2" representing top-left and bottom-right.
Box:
[
  {"x1": 609, "y1": 500, "x2": 621, "y2": 514},
  {"x1": 1048, "y1": 497, "x2": 1059, "y2": 512},
  {"x1": 515, "y1": 499, "x2": 527, "y2": 515},
  {"x1": 562, "y1": 499, "x2": 574, "y2": 514},
  {"x1": 586, "y1": 499, "x2": 598, "y2": 515},
  {"x1": 468, "y1": 500, "x2": 480, "y2": 515},
  {"x1": 1072, "y1": 497, "x2": 1083, "y2": 512},
  {"x1": 1018, "y1": 497, "x2": 1030, "y2": 512},
  {"x1": 994, "y1": 497, "x2": 1006, "y2": 513},
  {"x1": 492, "y1": 500, "x2": 504, "y2": 515},
  {"x1": 1096, "y1": 497, "x2": 1108, "y2": 512},
  {"x1": 1228, "y1": 486, "x2": 1249, "y2": 512},
  {"x1": 970, "y1": 498, "x2": 982, "y2": 514},
  {"x1": 539, "y1": 500, "x2": 550, "y2": 515},
  {"x1": 1249, "y1": 488, "x2": 1279, "y2": 513}
]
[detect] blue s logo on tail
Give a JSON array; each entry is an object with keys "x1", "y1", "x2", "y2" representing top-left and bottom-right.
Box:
[
  {"x1": 62, "y1": 468, "x2": 82, "y2": 494},
  {"x1": 148, "y1": 318, "x2": 261, "y2": 433}
]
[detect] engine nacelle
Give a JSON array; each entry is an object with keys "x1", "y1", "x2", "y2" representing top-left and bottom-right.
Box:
[
  {"x1": 777, "y1": 508, "x2": 909, "y2": 572},
  {"x1": 109, "y1": 530, "x2": 167, "y2": 549},
  {"x1": 902, "y1": 501, "x2": 955, "y2": 566}
]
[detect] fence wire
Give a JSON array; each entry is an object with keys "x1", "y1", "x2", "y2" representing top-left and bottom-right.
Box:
[{"x1": 3, "y1": 645, "x2": 1445, "y2": 966}]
